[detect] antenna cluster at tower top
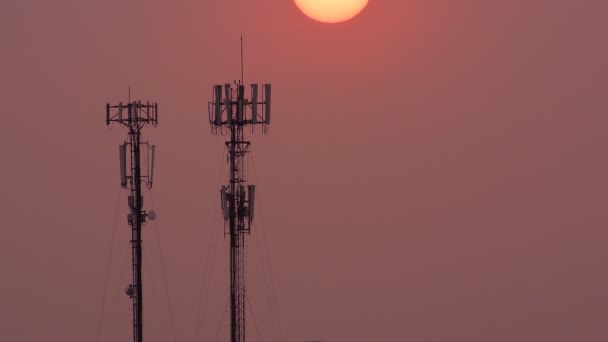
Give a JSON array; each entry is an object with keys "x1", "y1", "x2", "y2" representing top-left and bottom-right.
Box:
[
  {"x1": 208, "y1": 82, "x2": 271, "y2": 132},
  {"x1": 106, "y1": 101, "x2": 158, "y2": 128}
]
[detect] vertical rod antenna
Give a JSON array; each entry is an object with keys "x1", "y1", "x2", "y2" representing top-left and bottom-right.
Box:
[{"x1": 240, "y1": 34, "x2": 245, "y2": 84}]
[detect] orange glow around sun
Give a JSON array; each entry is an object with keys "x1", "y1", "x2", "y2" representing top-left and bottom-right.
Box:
[{"x1": 294, "y1": 0, "x2": 368, "y2": 24}]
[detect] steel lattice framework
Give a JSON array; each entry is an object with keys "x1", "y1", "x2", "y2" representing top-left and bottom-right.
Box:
[
  {"x1": 106, "y1": 101, "x2": 158, "y2": 342},
  {"x1": 209, "y1": 82, "x2": 271, "y2": 342}
]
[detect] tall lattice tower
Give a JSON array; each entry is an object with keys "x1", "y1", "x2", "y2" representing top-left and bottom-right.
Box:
[
  {"x1": 106, "y1": 101, "x2": 158, "y2": 342},
  {"x1": 209, "y1": 82, "x2": 272, "y2": 342}
]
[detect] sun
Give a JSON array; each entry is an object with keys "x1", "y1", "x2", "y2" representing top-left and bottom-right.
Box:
[{"x1": 294, "y1": 0, "x2": 368, "y2": 24}]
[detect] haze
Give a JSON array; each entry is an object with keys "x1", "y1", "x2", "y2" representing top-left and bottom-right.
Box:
[{"x1": 0, "y1": 1, "x2": 607, "y2": 342}]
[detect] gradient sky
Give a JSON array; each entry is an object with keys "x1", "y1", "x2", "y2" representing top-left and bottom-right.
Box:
[{"x1": 1, "y1": 0, "x2": 607, "y2": 341}]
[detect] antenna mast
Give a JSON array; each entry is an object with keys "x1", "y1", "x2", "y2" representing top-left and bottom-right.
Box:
[
  {"x1": 106, "y1": 100, "x2": 158, "y2": 342},
  {"x1": 240, "y1": 34, "x2": 245, "y2": 84},
  {"x1": 209, "y1": 79, "x2": 272, "y2": 342}
]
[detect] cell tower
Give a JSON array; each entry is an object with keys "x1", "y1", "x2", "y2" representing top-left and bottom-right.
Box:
[
  {"x1": 106, "y1": 100, "x2": 158, "y2": 342},
  {"x1": 209, "y1": 81, "x2": 272, "y2": 342}
]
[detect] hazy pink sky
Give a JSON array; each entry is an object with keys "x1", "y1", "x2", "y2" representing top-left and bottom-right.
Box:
[{"x1": 1, "y1": 0, "x2": 607, "y2": 341}]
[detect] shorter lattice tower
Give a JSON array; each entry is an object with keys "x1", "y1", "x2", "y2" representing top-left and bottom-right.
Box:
[{"x1": 106, "y1": 100, "x2": 158, "y2": 342}]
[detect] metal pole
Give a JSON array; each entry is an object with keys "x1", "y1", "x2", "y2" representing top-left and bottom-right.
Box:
[
  {"x1": 131, "y1": 129, "x2": 143, "y2": 342},
  {"x1": 229, "y1": 116, "x2": 247, "y2": 342},
  {"x1": 229, "y1": 125, "x2": 238, "y2": 342}
]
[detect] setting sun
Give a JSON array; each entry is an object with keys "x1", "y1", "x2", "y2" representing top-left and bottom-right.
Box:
[{"x1": 294, "y1": 0, "x2": 368, "y2": 24}]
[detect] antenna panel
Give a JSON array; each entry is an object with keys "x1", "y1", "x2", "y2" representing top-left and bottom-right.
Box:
[
  {"x1": 225, "y1": 84, "x2": 232, "y2": 125},
  {"x1": 149, "y1": 145, "x2": 155, "y2": 187},
  {"x1": 248, "y1": 185, "x2": 255, "y2": 223},
  {"x1": 251, "y1": 84, "x2": 258, "y2": 124},
  {"x1": 106, "y1": 103, "x2": 110, "y2": 125},
  {"x1": 118, "y1": 102, "x2": 123, "y2": 122},
  {"x1": 237, "y1": 85, "x2": 244, "y2": 123},
  {"x1": 264, "y1": 84, "x2": 271, "y2": 124},
  {"x1": 129, "y1": 104, "x2": 134, "y2": 123},
  {"x1": 214, "y1": 85, "x2": 222, "y2": 125},
  {"x1": 119, "y1": 144, "x2": 127, "y2": 188},
  {"x1": 221, "y1": 186, "x2": 229, "y2": 220}
]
